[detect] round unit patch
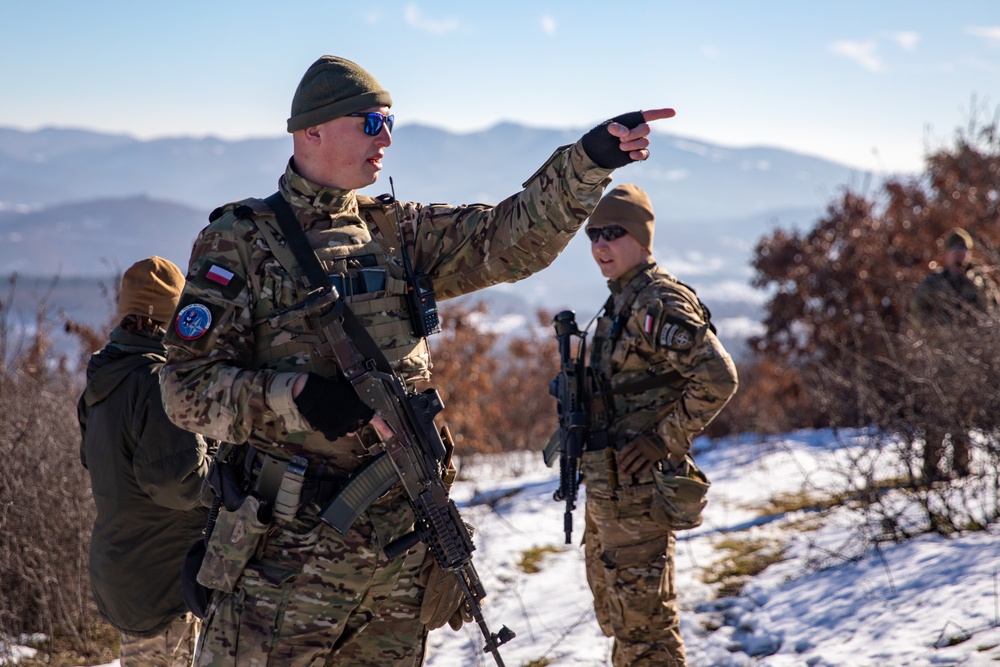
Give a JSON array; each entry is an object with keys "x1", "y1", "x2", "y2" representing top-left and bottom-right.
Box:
[
  {"x1": 175, "y1": 303, "x2": 213, "y2": 340},
  {"x1": 659, "y1": 322, "x2": 695, "y2": 351}
]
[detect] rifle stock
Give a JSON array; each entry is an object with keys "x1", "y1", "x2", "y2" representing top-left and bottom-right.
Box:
[{"x1": 268, "y1": 286, "x2": 515, "y2": 665}]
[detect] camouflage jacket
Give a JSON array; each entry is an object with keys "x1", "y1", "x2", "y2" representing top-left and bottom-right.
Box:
[
  {"x1": 161, "y1": 142, "x2": 611, "y2": 472},
  {"x1": 589, "y1": 260, "x2": 738, "y2": 465},
  {"x1": 909, "y1": 264, "x2": 999, "y2": 328}
]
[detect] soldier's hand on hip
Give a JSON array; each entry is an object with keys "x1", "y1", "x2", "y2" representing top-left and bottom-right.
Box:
[
  {"x1": 581, "y1": 108, "x2": 676, "y2": 168},
  {"x1": 617, "y1": 432, "x2": 670, "y2": 476}
]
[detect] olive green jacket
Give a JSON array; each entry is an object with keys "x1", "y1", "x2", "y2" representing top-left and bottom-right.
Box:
[{"x1": 78, "y1": 327, "x2": 212, "y2": 637}]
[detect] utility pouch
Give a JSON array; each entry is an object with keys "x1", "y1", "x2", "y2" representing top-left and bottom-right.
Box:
[
  {"x1": 197, "y1": 495, "x2": 271, "y2": 593},
  {"x1": 651, "y1": 455, "x2": 710, "y2": 531},
  {"x1": 272, "y1": 456, "x2": 308, "y2": 524}
]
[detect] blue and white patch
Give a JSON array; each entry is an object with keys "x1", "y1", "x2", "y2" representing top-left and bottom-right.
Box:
[
  {"x1": 175, "y1": 303, "x2": 213, "y2": 341},
  {"x1": 659, "y1": 321, "x2": 696, "y2": 351}
]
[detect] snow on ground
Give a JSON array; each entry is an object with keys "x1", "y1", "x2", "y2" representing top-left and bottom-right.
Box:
[
  {"x1": 428, "y1": 429, "x2": 1000, "y2": 667},
  {"x1": 7, "y1": 428, "x2": 1000, "y2": 666}
]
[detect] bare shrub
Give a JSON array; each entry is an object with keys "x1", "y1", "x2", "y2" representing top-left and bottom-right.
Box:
[
  {"x1": 705, "y1": 357, "x2": 823, "y2": 437},
  {"x1": 429, "y1": 301, "x2": 558, "y2": 456},
  {"x1": 808, "y1": 312, "x2": 1000, "y2": 538},
  {"x1": 0, "y1": 279, "x2": 113, "y2": 663}
]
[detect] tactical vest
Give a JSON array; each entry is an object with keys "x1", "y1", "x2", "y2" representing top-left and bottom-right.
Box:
[
  {"x1": 223, "y1": 195, "x2": 433, "y2": 384},
  {"x1": 589, "y1": 265, "x2": 712, "y2": 438}
]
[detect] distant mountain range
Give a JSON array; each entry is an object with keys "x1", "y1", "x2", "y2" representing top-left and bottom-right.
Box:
[{"x1": 0, "y1": 123, "x2": 882, "y2": 356}]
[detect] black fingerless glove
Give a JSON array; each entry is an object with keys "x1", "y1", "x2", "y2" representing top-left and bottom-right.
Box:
[
  {"x1": 293, "y1": 372, "x2": 375, "y2": 441},
  {"x1": 581, "y1": 110, "x2": 646, "y2": 169}
]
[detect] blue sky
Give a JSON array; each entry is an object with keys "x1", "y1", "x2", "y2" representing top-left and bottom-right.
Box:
[{"x1": 2, "y1": 1, "x2": 998, "y2": 173}]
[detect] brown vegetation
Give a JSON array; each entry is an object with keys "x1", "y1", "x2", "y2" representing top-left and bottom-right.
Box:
[
  {"x1": 732, "y1": 104, "x2": 1000, "y2": 435},
  {"x1": 428, "y1": 302, "x2": 560, "y2": 456},
  {"x1": 0, "y1": 277, "x2": 115, "y2": 665},
  {"x1": 727, "y1": 105, "x2": 1000, "y2": 536}
]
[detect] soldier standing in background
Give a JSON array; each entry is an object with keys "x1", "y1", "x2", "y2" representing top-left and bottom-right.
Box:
[
  {"x1": 910, "y1": 228, "x2": 998, "y2": 327},
  {"x1": 78, "y1": 256, "x2": 214, "y2": 667},
  {"x1": 909, "y1": 227, "x2": 999, "y2": 481},
  {"x1": 159, "y1": 54, "x2": 676, "y2": 666},
  {"x1": 580, "y1": 184, "x2": 738, "y2": 667}
]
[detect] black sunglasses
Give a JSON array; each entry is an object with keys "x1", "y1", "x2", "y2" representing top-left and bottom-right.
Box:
[
  {"x1": 345, "y1": 112, "x2": 394, "y2": 136},
  {"x1": 586, "y1": 225, "x2": 629, "y2": 243}
]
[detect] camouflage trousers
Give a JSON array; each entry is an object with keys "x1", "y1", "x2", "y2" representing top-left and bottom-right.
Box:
[
  {"x1": 120, "y1": 612, "x2": 199, "y2": 667},
  {"x1": 194, "y1": 497, "x2": 428, "y2": 666},
  {"x1": 583, "y1": 480, "x2": 686, "y2": 667}
]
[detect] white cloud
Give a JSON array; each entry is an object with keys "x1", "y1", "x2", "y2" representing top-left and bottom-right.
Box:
[
  {"x1": 540, "y1": 15, "x2": 556, "y2": 36},
  {"x1": 830, "y1": 39, "x2": 884, "y2": 73},
  {"x1": 966, "y1": 26, "x2": 1000, "y2": 43},
  {"x1": 404, "y1": 4, "x2": 460, "y2": 36},
  {"x1": 701, "y1": 45, "x2": 720, "y2": 59},
  {"x1": 886, "y1": 31, "x2": 920, "y2": 51}
]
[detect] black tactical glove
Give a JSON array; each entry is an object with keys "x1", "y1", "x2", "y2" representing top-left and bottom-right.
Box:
[
  {"x1": 293, "y1": 372, "x2": 375, "y2": 441},
  {"x1": 581, "y1": 111, "x2": 646, "y2": 169}
]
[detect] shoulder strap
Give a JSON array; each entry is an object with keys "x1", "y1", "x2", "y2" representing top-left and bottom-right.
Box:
[
  {"x1": 660, "y1": 269, "x2": 716, "y2": 335},
  {"x1": 607, "y1": 267, "x2": 657, "y2": 345},
  {"x1": 262, "y1": 193, "x2": 330, "y2": 290},
  {"x1": 258, "y1": 192, "x2": 394, "y2": 375}
]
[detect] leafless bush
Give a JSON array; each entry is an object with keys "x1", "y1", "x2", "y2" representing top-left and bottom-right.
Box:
[
  {"x1": 810, "y1": 313, "x2": 1000, "y2": 538},
  {"x1": 0, "y1": 281, "x2": 110, "y2": 662},
  {"x1": 429, "y1": 302, "x2": 559, "y2": 456}
]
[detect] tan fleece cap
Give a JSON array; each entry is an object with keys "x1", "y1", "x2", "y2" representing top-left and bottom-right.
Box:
[
  {"x1": 586, "y1": 183, "x2": 656, "y2": 251},
  {"x1": 117, "y1": 256, "x2": 185, "y2": 323},
  {"x1": 945, "y1": 228, "x2": 973, "y2": 250}
]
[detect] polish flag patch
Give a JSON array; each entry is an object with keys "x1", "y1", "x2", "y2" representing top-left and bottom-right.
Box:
[
  {"x1": 205, "y1": 264, "x2": 235, "y2": 286},
  {"x1": 644, "y1": 314, "x2": 654, "y2": 334}
]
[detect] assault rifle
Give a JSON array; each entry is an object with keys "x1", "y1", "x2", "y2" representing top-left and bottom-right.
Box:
[
  {"x1": 269, "y1": 287, "x2": 515, "y2": 666},
  {"x1": 548, "y1": 310, "x2": 589, "y2": 544}
]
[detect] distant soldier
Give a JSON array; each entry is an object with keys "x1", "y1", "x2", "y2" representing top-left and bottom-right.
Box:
[
  {"x1": 910, "y1": 227, "x2": 998, "y2": 327},
  {"x1": 159, "y1": 54, "x2": 677, "y2": 666},
  {"x1": 579, "y1": 184, "x2": 738, "y2": 666},
  {"x1": 78, "y1": 257, "x2": 214, "y2": 667},
  {"x1": 909, "y1": 227, "x2": 999, "y2": 480}
]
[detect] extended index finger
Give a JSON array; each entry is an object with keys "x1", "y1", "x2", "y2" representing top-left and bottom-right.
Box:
[{"x1": 642, "y1": 108, "x2": 676, "y2": 123}]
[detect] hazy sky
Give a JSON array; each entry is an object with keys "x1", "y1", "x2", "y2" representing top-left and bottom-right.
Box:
[{"x1": 2, "y1": 1, "x2": 998, "y2": 173}]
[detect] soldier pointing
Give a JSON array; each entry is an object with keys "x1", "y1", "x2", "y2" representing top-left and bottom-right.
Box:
[{"x1": 160, "y1": 54, "x2": 676, "y2": 666}]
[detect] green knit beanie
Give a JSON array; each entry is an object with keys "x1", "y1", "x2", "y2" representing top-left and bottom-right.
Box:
[
  {"x1": 586, "y1": 183, "x2": 656, "y2": 251},
  {"x1": 286, "y1": 56, "x2": 393, "y2": 133}
]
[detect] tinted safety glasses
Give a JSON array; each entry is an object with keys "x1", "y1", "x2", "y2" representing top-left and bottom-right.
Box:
[
  {"x1": 345, "y1": 112, "x2": 394, "y2": 136},
  {"x1": 586, "y1": 225, "x2": 629, "y2": 243}
]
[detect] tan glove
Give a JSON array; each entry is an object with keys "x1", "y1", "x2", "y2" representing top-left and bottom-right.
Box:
[
  {"x1": 418, "y1": 551, "x2": 475, "y2": 630},
  {"x1": 618, "y1": 433, "x2": 671, "y2": 476}
]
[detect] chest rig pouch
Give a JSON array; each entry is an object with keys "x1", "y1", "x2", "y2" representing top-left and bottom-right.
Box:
[
  {"x1": 235, "y1": 194, "x2": 434, "y2": 383},
  {"x1": 589, "y1": 266, "x2": 714, "y2": 444}
]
